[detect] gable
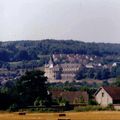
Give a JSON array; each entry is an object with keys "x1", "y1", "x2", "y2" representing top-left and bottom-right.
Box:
[
  {"x1": 103, "y1": 87, "x2": 120, "y2": 100},
  {"x1": 95, "y1": 86, "x2": 120, "y2": 101}
]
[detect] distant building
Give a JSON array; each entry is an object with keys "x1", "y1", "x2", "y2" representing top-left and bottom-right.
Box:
[
  {"x1": 95, "y1": 86, "x2": 120, "y2": 109},
  {"x1": 44, "y1": 56, "x2": 81, "y2": 83},
  {"x1": 50, "y1": 90, "x2": 89, "y2": 105},
  {"x1": 85, "y1": 63, "x2": 94, "y2": 68},
  {"x1": 112, "y1": 62, "x2": 117, "y2": 67},
  {"x1": 112, "y1": 62, "x2": 120, "y2": 67},
  {"x1": 44, "y1": 56, "x2": 55, "y2": 81}
]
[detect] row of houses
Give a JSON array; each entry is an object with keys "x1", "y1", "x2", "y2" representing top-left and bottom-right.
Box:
[{"x1": 50, "y1": 86, "x2": 120, "y2": 110}]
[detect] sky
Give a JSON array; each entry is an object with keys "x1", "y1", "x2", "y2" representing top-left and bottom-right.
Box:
[{"x1": 0, "y1": 0, "x2": 120, "y2": 43}]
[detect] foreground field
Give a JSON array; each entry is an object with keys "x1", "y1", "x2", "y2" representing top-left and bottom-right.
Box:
[{"x1": 0, "y1": 111, "x2": 120, "y2": 120}]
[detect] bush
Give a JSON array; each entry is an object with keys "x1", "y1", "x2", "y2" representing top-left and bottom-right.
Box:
[
  {"x1": 88, "y1": 100, "x2": 98, "y2": 105},
  {"x1": 28, "y1": 108, "x2": 57, "y2": 112},
  {"x1": 74, "y1": 105, "x2": 114, "y2": 112},
  {"x1": 106, "y1": 104, "x2": 114, "y2": 110},
  {"x1": 57, "y1": 97, "x2": 69, "y2": 107},
  {"x1": 34, "y1": 97, "x2": 46, "y2": 107},
  {"x1": 8, "y1": 104, "x2": 18, "y2": 112}
]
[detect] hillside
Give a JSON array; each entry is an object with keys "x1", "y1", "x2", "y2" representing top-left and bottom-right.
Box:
[
  {"x1": 0, "y1": 39, "x2": 120, "y2": 62},
  {"x1": 0, "y1": 39, "x2": 120, "y2": 81}
]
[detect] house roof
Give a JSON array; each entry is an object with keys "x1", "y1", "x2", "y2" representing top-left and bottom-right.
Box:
[
  {"x1": 50, "y1": 90, "x2": 89, "y2": 103},
  {"x1": 95, "y1": 86, "x2": 120, "y2": 100},
  {"x1": 50, "y1": 90, "x2": 63, "y2": 99}
]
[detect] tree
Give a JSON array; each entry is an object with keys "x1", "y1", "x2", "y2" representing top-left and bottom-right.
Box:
[
  {"x1": 114, "y1": 76, "x2": 120, "y2": 87},
  {"x1": 15, "y1": 70, "x2": 49, "y2": 106},
  {"x1": 116, "y1": 67, "x2": 120, "y2": 77},
  {"x1": 14, "y1": 50, "x2": 31, "y2": 61},
  {"x1": 75, "y1": 67, "x2": 87, "y2": 80},
  {"x1": 0, "y1": 86, "x2": 17, "y2": 110},
  {"x1": 57, "y1": 97, "x2": 69, "y2": 106},
  {"x1": 101, "y1": 68, "x2": 110, "y2": 79},
  {"x1": 102, "y1": 80, "x2": 109, "y2": 86},
  {"x1": 0, "y1": 49, "x2": 10, "y2": 62}
]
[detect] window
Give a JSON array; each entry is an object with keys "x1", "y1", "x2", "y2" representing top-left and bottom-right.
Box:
[{"x1": 102, "y1": 92, "x2": 104, "y2": 97}]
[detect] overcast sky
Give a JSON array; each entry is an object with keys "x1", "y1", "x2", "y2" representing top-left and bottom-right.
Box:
[{"x1": 0, "y1": 0, "x2": 120, "y2": 43}]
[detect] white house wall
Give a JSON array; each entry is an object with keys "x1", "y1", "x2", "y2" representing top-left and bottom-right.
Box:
[{"x1": 95, "y1": 88, "x2": 113, "y2": 107}]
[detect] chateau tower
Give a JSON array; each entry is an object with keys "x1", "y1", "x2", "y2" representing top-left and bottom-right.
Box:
[
  {"x1": 44, "y1": 56, "x2": 55, "y2": 82},
  {"x1": 49, "y1": 56, "x2": 54, "y2": 68}
]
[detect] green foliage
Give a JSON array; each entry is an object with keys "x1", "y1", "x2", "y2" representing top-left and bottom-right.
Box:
[
  {"x1": 8, "y1": 104, "x2": 18, "y2": 112},
  {"x1": 28, "y1": 107, "x2": 57, "y2": 112},
  {"x1": 1, "y1": 40, "x2": 120, "y2": 63},
  {"x1": 75, "y1": 67, "x2": 112, "y2": 80},
  {"x1": 0, "y1": 70, "x2": 51, "y2": 110},
  {"x1": 74, "y1": 105, "x2": 114, "y2": 112},
  {"x1": 48, "y1": 82, "x2": 98, "y2": 92},
  {"x1": 57, "y1": 97, "x2": 69, "y2": 106},
  {"x1": 88, "y1": 100, "x2": 98, "y2": 105},
  {"x1": 34, "y1": 97, "x2": 46, "y2": 107},
  {"x1": 102, "y1": 80, "x2": 109, "y2": 86},
  {"x1": 113, "y1": 76, "x2": 120, "y2": 87},
  {"x1": 75, "y1": 65, "x2": 120, "y2": 80},
  {"x1": 0, "y1": 49, "x2": 10, "y2": 62},
  {"x1": 15, "y1": 70, "x2": 48, "y2": 106},
  {"x1": 79, "y1": 96, "x2": 85, "y2": 103}
]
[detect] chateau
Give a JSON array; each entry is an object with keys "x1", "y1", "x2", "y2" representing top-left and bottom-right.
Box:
[{"x1": 44, "y1": 56, "x2": 81, "y2": 83}]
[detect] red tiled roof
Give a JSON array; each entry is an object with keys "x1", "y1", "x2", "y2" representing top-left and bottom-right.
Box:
[
  {"x1": 50, "y1": 90, "x2": 63, "y2": 99},
  {"x1": 103, "y1": 86, "x2": 120, "y2": 100},
  {"x1": 50, "y1": 90, "x2": 89, "y2": 104}
]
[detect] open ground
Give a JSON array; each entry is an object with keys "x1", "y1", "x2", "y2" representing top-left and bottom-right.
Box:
[{"x1": 0, "y1": 111, "x2": 120, "y2": 120}]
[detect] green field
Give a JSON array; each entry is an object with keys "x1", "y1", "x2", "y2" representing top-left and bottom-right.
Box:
[{"x1": 0, "y1": 111, "x2": 120, "y2": 120}]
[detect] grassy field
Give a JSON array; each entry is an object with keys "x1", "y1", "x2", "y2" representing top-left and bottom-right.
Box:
[{"x1": 0, "y1": 111, "x2": 120, "y2": 120}]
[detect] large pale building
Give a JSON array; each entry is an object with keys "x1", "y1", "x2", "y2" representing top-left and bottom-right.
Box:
[{"x1": 44, "y1": 57, "x2": 81, "y2": 83}]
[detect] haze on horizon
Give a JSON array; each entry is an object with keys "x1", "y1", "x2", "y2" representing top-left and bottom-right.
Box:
[{"x1": 0, "y1": 0, "x2": 120, "y2": 43}]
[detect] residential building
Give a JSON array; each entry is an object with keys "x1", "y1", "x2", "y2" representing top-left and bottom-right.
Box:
[
  {"x1": 94, "y1": 86, "x2": 120, "y2": 109},
  {"x1": 50, "y1": 90, "x2": 89, "y2": 105}
]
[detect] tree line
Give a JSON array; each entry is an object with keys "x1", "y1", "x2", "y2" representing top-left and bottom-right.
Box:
[
  {"x1": 0, "y1": 40, "x2": 120, "y2": 62},
  {"x1": 75, "y1": 66, "x2": 120, "y2": 80}
]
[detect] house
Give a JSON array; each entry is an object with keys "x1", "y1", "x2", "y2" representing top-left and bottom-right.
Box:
[
  {"x1": 94, "y1": 86, "x2": 120, "y2": 109},
  {"x1": 50, "y1": 90, "x2": 89, "y2": 105}
]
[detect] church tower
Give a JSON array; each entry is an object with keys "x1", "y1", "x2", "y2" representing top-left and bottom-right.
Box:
[
  {"x1": 49, "y1": 56, "x2": 54, "y2": 68},
  {"x1": 44, "y1": 56, "x2": 55, "y2": 82}
]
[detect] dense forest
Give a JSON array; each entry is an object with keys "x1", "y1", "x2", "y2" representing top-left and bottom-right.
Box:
[{"x1": 0, "y1": 39, "x2": 120, "y2": 62}]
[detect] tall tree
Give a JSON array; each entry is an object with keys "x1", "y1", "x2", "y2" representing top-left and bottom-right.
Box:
[
  {"x1": 15, "y1": 70, "x2": 49, "y2": 106},
  {"x1": 114, "y1": 76, "x2": 120, "y2": 87}
]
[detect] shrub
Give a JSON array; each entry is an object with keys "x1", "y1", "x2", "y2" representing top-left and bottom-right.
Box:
[
  {"x1": 57, "y1": 97, "x2": 69, "y2": 107},
  {"x1": 28, "y1": 108, "x2": 56, "y2": 112},
  {"x1": 8, "y1": 103, "x2": 18, "y2": 112},
  {"x1": 74, "y1": 105, "x2": 114, "y2": 112},
  {"x1": 88, "y1": 100, "x2": 98, "y2": 105}
]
